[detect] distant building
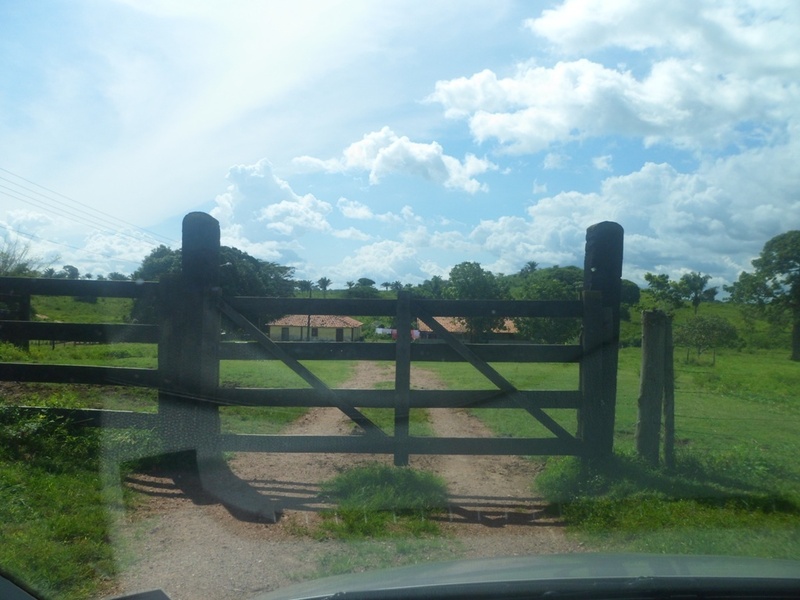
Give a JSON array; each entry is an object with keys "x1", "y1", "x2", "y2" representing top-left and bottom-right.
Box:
[
  {"x1": 417, "y1": 316, "x2": 517, "y2": 341},
  {"x1": 266, "y1": 315, "x2": 363, "y2": 342}
]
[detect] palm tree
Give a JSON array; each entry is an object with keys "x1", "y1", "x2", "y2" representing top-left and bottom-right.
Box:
[
  {"x1": 317, "y1": 276, "x2": 332, "y2": 298},
  {"x1": 381, "y1": 281, "x2": 391, "y2": 291}
]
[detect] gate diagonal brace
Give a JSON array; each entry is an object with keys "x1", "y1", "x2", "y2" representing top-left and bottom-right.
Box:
[
  {"x1": 218, "y1": 300, "x2": 386, "y2": 437},
  {"x1": 414, "y1": 306, "x2": 575, "y2": 444}
]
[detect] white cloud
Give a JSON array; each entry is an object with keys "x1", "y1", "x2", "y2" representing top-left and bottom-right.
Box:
[
  {"x1": 336, "y1": 198, "x2": 404, "y2": 224},
  {"x1": 332, "y1": 227, "x2": 372, "y2": 241},
  {"x1": 543, "y1": 152, "x2": 568, "y2": 170},
  {"x1": 259, "y1": 194, "x2": 332, "y2": 236},
  {"x1": 526, "y1": 0, "x2": 800, "y2": 75},
  {"x1": 431, "y1": 57, "x2": 795, "y2": 153},
  {"x1": 429, "y1": 2, "x2": 800, "y2": 154},
  {"x1": 336, "y1": 198, "x2": 374, "y2": 220},
  {"x1": 593, "y1": 154, "x2": 613, "y2": 171},
  {"x1": 294, "y1": 126, "x2": 497, "y2": 193},
  {"x1": 334, "y1": 239, "x2": 419, "y2": 283}
]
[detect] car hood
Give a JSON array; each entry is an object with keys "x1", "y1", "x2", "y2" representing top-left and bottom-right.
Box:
[{"x1": 253, "y1": 553, "x2": 800, "y2": 600}]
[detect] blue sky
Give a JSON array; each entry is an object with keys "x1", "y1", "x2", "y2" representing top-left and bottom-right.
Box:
[{"x1": 1, "y1": 0, "x2": 798, "y2": 289}]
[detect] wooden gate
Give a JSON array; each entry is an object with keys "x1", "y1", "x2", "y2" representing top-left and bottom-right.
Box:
[{"x1": 0, "y1": 212, "x2": 623, "y2": 520}]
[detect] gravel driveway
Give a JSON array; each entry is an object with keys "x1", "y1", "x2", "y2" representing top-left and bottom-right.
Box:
[{"x1": 108, "y1": 363, "x2": 583, "y2": 600}]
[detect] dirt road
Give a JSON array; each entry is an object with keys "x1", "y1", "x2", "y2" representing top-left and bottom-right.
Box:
[{"x1": 109, "y1": 363, "x2": 581, "y2": 600}]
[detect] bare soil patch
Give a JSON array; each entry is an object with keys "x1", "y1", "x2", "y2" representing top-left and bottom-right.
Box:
[{"x1": 109, "y1": 362, "x2": 582, "y2": 600}]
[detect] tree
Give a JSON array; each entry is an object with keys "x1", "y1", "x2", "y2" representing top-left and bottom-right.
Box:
[
  {"x1": 674, "y1": 315, "x2": 738, "y2": 365},
  {"x1": 60, "y1": 265, "x2": 80, "y2": 280},
  {"x1": 674, "y1": 272, "x2": 717, "y2": 314},
  {"x1": 357, "y1": 277, "x2": 376, "y2": 288},
  {"x1": 295, "y1": 280, "x2": 316, "y2": 340},
  {"x1": 643, "y1": 273, "x2": 684, "y2": 312},
  {"x1": 107, "y1": 272, "x2": 129, "y2": 281},
  {"x1": 518, "y1": 261, "x2": 538, "y2": 277},
  {"x1": 381, "y1": 281, "x2": 391, "y2": 291},
  {"x1": 727, "y1": 230, "x2": 800, "y2": 360},
  {"x1": 513, "y1": 266, "x2": 582, "y2": 343},
  {"x1": 414, "y1": 275, "x2": 447, "y2": 299},
  {"x1": 295, "y1": 280, "x2": 315, "y2": 298},
  {"x1": 130, "y1": 244, "x2": 295, "y2": 323},
  {"x1": 317, "y1": 277, "x2": 332, "y2": 298},
  {"x1": 620, "y1": 279, "x2": 641, "y2": 306},
  {"x1": 447, "y1": 261, "x2": 506, "y2": 342},
  {"x1": 0, "y1": 239, "x2": 49, "y2": 276}
]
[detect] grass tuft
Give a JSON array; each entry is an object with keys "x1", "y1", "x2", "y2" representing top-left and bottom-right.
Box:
[{"x1": 317, "y1": 463, "x2": 449, "y2": 539}]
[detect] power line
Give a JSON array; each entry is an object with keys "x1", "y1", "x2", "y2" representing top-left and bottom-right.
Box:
[
  {"x1": 0, "y1": 222, "x2": 144, "y2": 268},
  {"x1": 0, "y1": 167, "x2": 179, "y2": 247},
  {"x1": 0, "y1": 221, "x2": 86, "y2": 253}
]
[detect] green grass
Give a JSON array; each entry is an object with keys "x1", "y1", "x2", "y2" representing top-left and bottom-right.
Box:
[
  {"x1": 218, "y1": 360, "x2": 358, "y2": 433},
  {"x1": 32, "y1": 296, "x2": 134, "y2": 324},
  {"x1": 0, "y1": 409, "x2": 118, "y2": 600},
  {"x1": 536, "y1": 452, "x2": 800, "y2": 560},
  {"x1": 531, "y1": 346, "x2": 800, "y2": 559},
  {"x1": 423, "y1": 361, "x2": 581, "y2": 437},
  {"x1": 314, "y1": 463, "x2": 449, "y2": 539},
  {"x1": 3, "y1": 297, "x2": 799, "y2": 597}
]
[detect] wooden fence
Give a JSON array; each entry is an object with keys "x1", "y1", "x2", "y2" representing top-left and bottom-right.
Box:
[{"x1": 1, "y1": 212, "x2": 623, "y2": 520}]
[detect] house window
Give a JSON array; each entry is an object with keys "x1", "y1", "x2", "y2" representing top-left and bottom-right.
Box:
[{"x1": 311, "y1": 327, "x2": 318, "y2": 338}]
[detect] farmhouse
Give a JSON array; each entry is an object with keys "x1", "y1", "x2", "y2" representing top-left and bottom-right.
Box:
[
  {"x1": 417, "y1": 316, "x2": 517, "y2": 341},
  {"x1": 266, "y1": 315, "x2": 363, "y2": 342}
]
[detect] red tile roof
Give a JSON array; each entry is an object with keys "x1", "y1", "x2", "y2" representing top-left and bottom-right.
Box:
[
  {"x1": 267, "y1": 315, "x2": 363, "y2": 328},
  {"x1": 417, "y1": 317, "x2": 517, "y2": 334}
]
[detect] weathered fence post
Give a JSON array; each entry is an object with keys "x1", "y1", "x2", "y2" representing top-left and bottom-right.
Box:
[
  {"x1": 158, "y1": 212, "x2": 222, "y2": 461},
  {"x1": 394, "y1": 291, "x2": 412, "y2": 466},
  {"x1": 579, "y1": 290, "x2": 604, "y2": 456},
  {"x1": 158, "y1": 212, "x2": 278, "y2": 521},
  {"x1": 580, "y1": 221, "x2": 624, "y2": 458},
  {"x1": 663, "y1": 317, "x2": 675, "y2": 469},
  {"x1": 636, "y1": 310, "x2": 667, "y2": 466}
]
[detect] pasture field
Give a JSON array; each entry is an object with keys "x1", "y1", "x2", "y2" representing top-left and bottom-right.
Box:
[
  {"x1": 2, "y1": 305, "x2": 800, "y2": 598},
  {"x1": 427, "y1": 347, "x2": 800, "y2": 558}
]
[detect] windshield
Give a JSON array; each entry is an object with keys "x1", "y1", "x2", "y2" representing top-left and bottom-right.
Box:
[{"x1": 1, "y1": 2, "x2": 799, "y2": 600}]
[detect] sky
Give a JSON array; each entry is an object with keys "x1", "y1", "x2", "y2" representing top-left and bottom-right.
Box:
[{"x1": 1, "y1": 0, "x2": 799, "y2": 290}]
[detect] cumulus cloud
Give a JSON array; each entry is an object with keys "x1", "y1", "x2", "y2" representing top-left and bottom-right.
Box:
[
  {"x1": 294, "y1": 126, "x2": 497, "y2": 193},
  {"x1": 332, "y1": 227, "x2": 372, "y2": 241},
  {"x1": 428, "y1": 2, "x2": 799, "y2": 154},
  {"x1": 208, "y1": 159, "x2": 340, "y2": 265},
  {"x1": 333, "y1": 239, "x2": 420, "y2": 283},
  {"x1": 259, "y1": 195, "x2": 333, "y2": 236}
]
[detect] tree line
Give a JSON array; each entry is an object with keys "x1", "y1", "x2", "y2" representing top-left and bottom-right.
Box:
[{"x1": 1, "y1": 230, "x2": 798, "y2": 359}]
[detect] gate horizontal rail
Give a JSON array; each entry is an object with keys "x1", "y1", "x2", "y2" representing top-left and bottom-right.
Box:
[
  {"x1": 216, "y1": 388, "x2": 581, "y2": 409},
  {"x1": 219, "y1": 433, "x2": 583, "y2": 456},
  {"x1": 219, "y1": 341, "x2": 583, "y2": 362}
]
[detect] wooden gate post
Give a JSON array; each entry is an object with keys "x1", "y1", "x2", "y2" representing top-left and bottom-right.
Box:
[
  {"x1": 158, "y1": 212, "x2": 221, "y2": 461},
  {"x1": 580, "y1": 221, "x2": 624, "y2": 458},
  {"x1": 158, "y1": 212, "x2": 279, "y2": 521}
]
